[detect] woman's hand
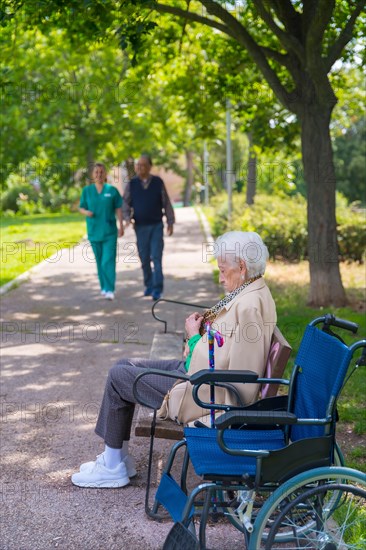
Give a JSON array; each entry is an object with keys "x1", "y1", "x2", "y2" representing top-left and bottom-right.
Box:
[
  {"x1": 185, "y1": 312, "x2": 203, "y2": 339},
  {"x1": 79, "y1": 207, "x2": 94, "y2": 218},
  {"x1": 118, "y1": 226, "x2": 124, "y2": 238}
]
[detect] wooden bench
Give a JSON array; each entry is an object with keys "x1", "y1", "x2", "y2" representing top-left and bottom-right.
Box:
[{"x1": 134, "y1": 331, "x2": 185, "y2": 440}]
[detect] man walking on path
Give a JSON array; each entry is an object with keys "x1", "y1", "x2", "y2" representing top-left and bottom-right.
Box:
[{"x1": 123, "y1": 155, "x2": 175, "y2": 301}]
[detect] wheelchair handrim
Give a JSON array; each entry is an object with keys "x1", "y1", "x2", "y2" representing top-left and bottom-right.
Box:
[{"x1": 248, "y1": 467, "x2": 366, "y2": 549}]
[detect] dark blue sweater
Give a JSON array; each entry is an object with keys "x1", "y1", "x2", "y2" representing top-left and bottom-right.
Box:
[{"x1": 129, "y1": 175, "x2": 164, "y2": 225}]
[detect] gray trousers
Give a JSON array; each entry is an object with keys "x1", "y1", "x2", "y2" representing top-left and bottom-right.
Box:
[{"x1": 95, "y1": 358, "x2": 186, "y2": 448}]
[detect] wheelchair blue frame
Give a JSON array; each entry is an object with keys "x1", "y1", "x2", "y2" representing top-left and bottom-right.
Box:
[{"x1": 135, "y1": 315, "x2": 366, "y2": 549}]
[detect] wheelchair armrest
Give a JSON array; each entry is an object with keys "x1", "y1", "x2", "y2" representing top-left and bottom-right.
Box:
[
  {"x1": 190, "y1": 371, "x2": 259, "y2": 411},
  {"x1": 132, "y1": 368, "x2": 189, "y2": 409},
  {"x1": 189, "y1": 369, "x2": 259, "y2": 385},
  {"x1": 244, "y1": 395, "x2": 288, "y2": 411},
  {"x1": 257, "y1": 377, "x2": 290, "y2": 386},
  {"x1": 215, "y1": 410, "x2": 298, "y2": 429}
]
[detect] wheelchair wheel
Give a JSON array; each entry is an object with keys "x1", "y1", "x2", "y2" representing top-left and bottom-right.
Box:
[
  {"x1": 263, "y1": 482, "x2": 366, "y2": 549},
  {"x1": 220, "y1": 444, "x2": 345, "y2": 535},
  {"x1": 249, "y1": 467, "x2": 366, "y2": 549}
]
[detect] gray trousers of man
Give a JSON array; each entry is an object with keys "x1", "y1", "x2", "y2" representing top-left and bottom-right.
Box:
[{"x1": 95, "y1": 358, "x2": 186, "y2": 449}]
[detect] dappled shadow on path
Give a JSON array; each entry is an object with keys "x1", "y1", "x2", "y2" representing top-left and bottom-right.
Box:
[{"x1": 0, "y1": 208, "x2": 226, "y2": 549}]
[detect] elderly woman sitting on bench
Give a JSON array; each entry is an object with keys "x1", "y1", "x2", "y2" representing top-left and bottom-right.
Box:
[{"x1": 71, "y1": 231, "x2": 277, "y2": 488}]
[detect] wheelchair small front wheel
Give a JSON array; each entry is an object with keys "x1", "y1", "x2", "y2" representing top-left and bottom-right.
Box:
[{"x1": 248, "y1": 467, "x2": 366, "y2": 549}]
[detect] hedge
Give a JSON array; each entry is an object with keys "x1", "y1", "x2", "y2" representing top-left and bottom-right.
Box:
[{"x1": 205, "y1": 192, "x2": 365, "y2": 263}]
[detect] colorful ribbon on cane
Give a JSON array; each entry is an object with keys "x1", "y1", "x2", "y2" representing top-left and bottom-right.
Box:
[{"x1": 205, "y1": 323, "x2": 224, "y2": 428}]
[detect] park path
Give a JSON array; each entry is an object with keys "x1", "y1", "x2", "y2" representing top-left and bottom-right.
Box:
[{"x1": 0, "y1": 207, "x2": 245, "y2": 550}]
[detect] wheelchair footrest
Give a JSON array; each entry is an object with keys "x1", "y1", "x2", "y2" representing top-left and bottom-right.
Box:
[
  {"x1": 163, "y1": 522, "x2": 199, "y2": 550},
  {"x1": 156, "y1": 473, "x2": 194, "y2": 523}
]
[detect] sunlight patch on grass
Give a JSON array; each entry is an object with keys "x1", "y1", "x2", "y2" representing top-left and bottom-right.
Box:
[{"x1": 1, "y1": 213, "x2": 85, "y2": 285}]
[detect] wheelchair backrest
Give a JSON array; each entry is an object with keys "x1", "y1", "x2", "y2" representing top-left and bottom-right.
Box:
[
  {"x1": 261, "y1": 325, "x2": 292, "y2": 398},
  {"x1": 290, "y1": 324, "x2": 353, "y2": 441}
]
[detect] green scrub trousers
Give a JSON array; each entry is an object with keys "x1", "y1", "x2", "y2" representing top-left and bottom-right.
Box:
[
  {"x1": 90, "y1": 236, "x2": 118, "y2": 293},
  {"x1": 80, "y1": 183, "x2": 122, "y2": 293}
]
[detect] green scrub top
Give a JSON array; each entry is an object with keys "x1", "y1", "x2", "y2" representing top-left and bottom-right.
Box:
[{"x1": 80, "y1": 183, "x2": 123, "y2": 241}]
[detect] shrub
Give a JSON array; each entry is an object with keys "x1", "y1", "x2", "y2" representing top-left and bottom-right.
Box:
[
  {"x1": 16, "y1": 197, "x2": 46, "y2": 215},
  {"x1": 337, "y1": 202, "x2": 366, "y2": 262},
  {"x1": 204, "y1": 192, "x2": 365, "y2": 263},
  {"x1": 1, "y1": 183, "x2": 38, "y2": 212},
  {"x1": 1, "y1": 180, "x2": 80, "y2": 214}
]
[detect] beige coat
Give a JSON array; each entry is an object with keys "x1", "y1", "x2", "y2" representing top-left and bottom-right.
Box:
[{"x1": 167, "y1": 277, "x2": 277, "y2": 425}]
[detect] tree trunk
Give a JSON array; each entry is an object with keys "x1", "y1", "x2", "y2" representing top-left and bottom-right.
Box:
[
  {"x1": 183, "y1": 150, "x2": 194, "y2": 206},
  {"x1": 301, "y1": 106, "x2": 347, "y2": 306},
  {"x1": 246, "y1": 132, "x2": 256, "y2": 205},
  {"x1": 125, "y1": 157, "x2": 135, "y2": 180},
  {"x1": 86, "y1": 147, "x2": 94, "y2": 182}
]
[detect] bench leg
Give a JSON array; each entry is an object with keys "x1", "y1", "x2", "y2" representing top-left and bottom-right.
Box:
[
  {"x1": 144, "y1": 410, "x2": 186, "y2": 520},
  {"x1": 180, "y1": 445, "x2": 190, "y2": 494},
  {"x1": 144, "y1": 409, "x2": 162, "y2": 519}
]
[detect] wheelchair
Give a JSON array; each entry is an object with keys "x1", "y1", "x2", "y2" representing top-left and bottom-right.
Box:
[{"x1": 134, "y1": 314, "x2": 366, "y2": 549}]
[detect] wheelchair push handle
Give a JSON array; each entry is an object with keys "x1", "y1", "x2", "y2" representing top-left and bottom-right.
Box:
[{"x1": 311, "y1": 313, "x2": 358, "y2": 334}]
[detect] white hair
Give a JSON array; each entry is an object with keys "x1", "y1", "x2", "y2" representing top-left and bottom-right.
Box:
[{"x1": 214, "y1": 231, "x2": 269, "y2": 277}]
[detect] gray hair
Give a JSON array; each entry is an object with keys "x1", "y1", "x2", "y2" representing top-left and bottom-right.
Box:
[
  {"x1": 139, "y1": 154, "x2": 153, "y2": 166},
  {"x1": 214, "y1": 231, "x2": 269, "y2": 277}
]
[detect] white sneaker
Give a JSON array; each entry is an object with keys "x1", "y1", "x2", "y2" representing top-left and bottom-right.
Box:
[
  {"x1": 101, "y1": 290, "x2": 107, "y2": 296},
  {"x1": 71, "y1": 454, "x2": 130, "y2": 488},
  {"x1": 123, "y1": 455, "x2": 137, "y2": 478},
  {"x1": 79, "y1": 452, "x2": 137, "y2": 478},
  {"x1": 105, "y1": 291, "x2": 115, "y2": 300}
]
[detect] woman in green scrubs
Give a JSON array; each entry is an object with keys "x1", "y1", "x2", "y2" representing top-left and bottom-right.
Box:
[{"x1": 79, "y1": 163, "x2": 124, "y2": 300}]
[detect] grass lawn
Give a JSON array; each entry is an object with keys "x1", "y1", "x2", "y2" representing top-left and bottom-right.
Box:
[{"x1": 0, "y1": 213, "x2": 85, "y2": 286}]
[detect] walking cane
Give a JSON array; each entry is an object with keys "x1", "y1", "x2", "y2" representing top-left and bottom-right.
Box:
[{"x1": 205, "y1": 323, "x2": 224, "y2": 428}]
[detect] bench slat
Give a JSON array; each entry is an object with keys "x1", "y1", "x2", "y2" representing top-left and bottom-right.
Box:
[
  {"x1": 135, "y1": 419, "x2": 183, "y2": 440},
  {"x1": 135, "y1": 331, "x2": 184, "y2": 439}
]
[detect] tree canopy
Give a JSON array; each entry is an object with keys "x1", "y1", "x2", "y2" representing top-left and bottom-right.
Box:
[{"x1": 1, "y1": 0, "x2": 365, "y2": 305}]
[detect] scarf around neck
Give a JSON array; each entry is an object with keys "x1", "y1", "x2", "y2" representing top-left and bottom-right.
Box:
[{"x1": 199, "y1": 275, "x2": 262, "y2": 336}]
